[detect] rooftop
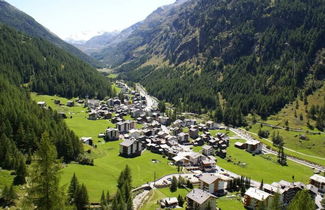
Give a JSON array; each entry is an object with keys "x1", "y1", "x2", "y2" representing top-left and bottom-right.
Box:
[
  {"x1": 310, "y1": 174, "x2": 325, "y2": 183},
  {"x1": 186, "y1": 189, "x2": 216, "y2": 204},
  {"x1": 245, "y1": 187, "x2": 271, "y2": 201}
]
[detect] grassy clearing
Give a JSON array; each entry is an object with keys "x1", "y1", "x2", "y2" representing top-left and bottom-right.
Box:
[
  {"x1": 140, "y1": 188, "x2": 188, "y2": 210},
  {"x1": 107, "y1": 73, "x2": 118, "y2": 79},
  {"x1": 217, "y1": 194, "x2": 245, "y2": 210},
  {"x1": 112, "y1": 83, "x2": 122, "y2": 94},
  {"x1": 246, "y1": 124, "x2": 325, "y2": 165},
  {"x1": 217, "y1": 140, "x2": 313, "y2": 184}
]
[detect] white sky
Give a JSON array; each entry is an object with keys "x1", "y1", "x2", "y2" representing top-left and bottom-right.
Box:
[{"x1": 5, "y1": 0, "x2": 175, "y2": 40}]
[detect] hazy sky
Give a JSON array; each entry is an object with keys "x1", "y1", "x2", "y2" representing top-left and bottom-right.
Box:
[{"x1": 5, "y1": 0, "x2": 175, "y2": 40}]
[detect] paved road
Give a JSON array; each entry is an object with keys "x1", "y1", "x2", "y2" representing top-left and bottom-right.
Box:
[
  {"x1": 230, "y1": 128, "x2": 325, "y2": 171},
  {"x1": 136, "y1": 83, "x2": 158, "y2": 111}
]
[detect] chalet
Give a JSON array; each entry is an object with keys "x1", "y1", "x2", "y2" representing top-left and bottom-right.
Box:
[
  {"x1": 199, "y1": 173, "x2": 231, "y2": 195},
  {"x1": 119, "y1": 138, "x2": 142, "y2": 157},
  {"x1": 189, "y1": 127, "x2": 199, "y2": 139},
  {"x1": 88, "y1": 111, "x2": 98, "y2": 120},
  {"x1": 158, "y1": 116, "x2": 169, "y2": 125},
  {"x1": 113, "y1": 99, "x2": 121, "y2": 106},
  {"x1": 66, "y1": 101, "x2": 74, "y2": 107},
  {"x1": 105, "y1": 128, "x2": 119, "y2": 141},
  {"x1": 244, "y1": 187, "x2": 272, "y2": 210},
  {"x1": 206, "y1": 121, "x2": 217, "y2": 130},
  {"x1": 246, "y1": 140, "x2": 262, "y2": 154},
  {"x1": 184, "y1": 119, "x2": 196, "y2": 127},
  {"x1": 37, "y1": 101, "x2": 46, "y2": 108},
  {"x1": 264, "y1": 180, "x2": 304, "y2": 205},
  {"x1": 193, "y1": 137, "x2": 204, "y2": 146},
  {"x1": 54, "y1": 99, "x2": 60, "y2": 104},
  {"x1": 202, "y1": 145, "x2": 214, "y2": 156},
  {"x1": 80, "y1": 137, "x2": 93, "y2": 146},
  {"x1": 186, "y1": 189, "x2": 216, "y2": 210},
  {"x1": 178, "y1": 132, "x2": 189, "y2": 144},
  {"x1": 58, "y1": 112, "x2": 67, "y2": 119},
  {"x1": 129, "y1": 129, "x2": 141, "y2": 139},
  {"x1": 310, "y1": 174, "x2": 325, "y2": 193},
  {"x1": 86, "y1": 99, "x2": 100, "y2": 109},
  {"x1": 116, "y1": 120, "x2": 135, "y2": 133},
  {"x1": 160, "y1": 197, "x2": 178, "y2": 208},
  {"x1": 200, "y1": 157, "x2": 216, "y2": 172},
  {"x1": 235, "y1": 142, "x2": 247, "y2": 149}
]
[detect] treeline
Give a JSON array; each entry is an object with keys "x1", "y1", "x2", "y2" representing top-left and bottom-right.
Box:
[
  {"x1": 0, "y1": 76, "x2": 83, "y2": 169},
  {"x1": 119, "y1": 0, "x2": 325, "y2": 123},
  {"x1": 0, "y1": 24, "x2": 112, "y2": 99}
]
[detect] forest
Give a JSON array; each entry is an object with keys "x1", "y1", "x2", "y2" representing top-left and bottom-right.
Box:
[
  {"x1": 0, "y1": 24, "x2": 112, "y2": 99},
  {"x1": 117, "y1": 0, "x2": 325, "y2": 126}
]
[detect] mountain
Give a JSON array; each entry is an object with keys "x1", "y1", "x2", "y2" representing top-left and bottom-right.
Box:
[
  {"x1": 0, "y1": 0, "x2": 101, "y2": 67},
  {"x1": 0, "y1": 24, "x2": 112, "y2": 99},
  {"x1": 89, "y1": 0, "x2": 189, "y2": 66},
  {"x1": 102, "y1": 0, "x2": 325, "y2": 125},
  {"x1": 70, "y1": 31, "x2": 120, "y2": 55}
]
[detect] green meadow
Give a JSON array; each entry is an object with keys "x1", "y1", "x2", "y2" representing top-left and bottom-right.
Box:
[
  {"x1": 31, "y1": 93, "x2": 177, "y2": 201},
  {"x1": 217, "y1": 140, "x2": 314, "y2": 184}
]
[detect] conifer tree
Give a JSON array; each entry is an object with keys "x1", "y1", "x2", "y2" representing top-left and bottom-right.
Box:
[
  {"x1": 68, "y1": 173, "x2": 79, "y2": 204},
  {"x1": 259, "y1": 179, "x2": 264, "y2": 190},
  {"x1": 178, "y1": 195, "x2": 184, "y2": 207},
  {"x1": 170, "y1": 176, "x2": 178, "y2": 192},
  {"x1": 270, "y1": 192, "x2": 282, "y2": 210},
  {"x1": 13, "y1": 155, "x2": 27, "y2": 185},
  {"x1": 75, "y1": 184, "x2": 89, "y2": 210},
  {"x1": 287, "y1": 190, "x2": 315, "y2": 210},
  {"x1": 27, "y1": 132, "x2": 65, "y2": 210}
]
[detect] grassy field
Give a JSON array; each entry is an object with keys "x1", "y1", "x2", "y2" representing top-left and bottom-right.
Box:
[
  {"x1": 246, "y1": 124, "x2": 325, "y2": 166},
  {"x1": 218, "y1": 194, "x2": 245, "y2": 210},
  {"x1": 31, "y1": 93, "x2": 178, "y2": 202},
  {"x1": 217, "y1": 140, "x2": 314, "y2": 184},
  {"x1": 140, "y1": 188, "x2": 189, "y2": 210}
]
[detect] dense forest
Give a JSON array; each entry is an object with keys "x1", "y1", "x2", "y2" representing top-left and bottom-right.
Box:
[
  {"x1": 0, "y1": 0, "x2": 101, "y2": 67},
  {"x1": 0, "y1": 76, "x2": 83, "y2": 168},
  {"x1": 116, "y1": 0, "x2": 325, "y2": 125},
  {"x1": 0, "y1": 24, "x2": 112, "y2": 99}
]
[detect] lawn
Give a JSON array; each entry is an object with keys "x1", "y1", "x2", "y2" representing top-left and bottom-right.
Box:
[
  {"x1": 140, "y1": 188, "x2": 189, "y2": 210},
  {"x1": 217, "y1": 194, "x2": 245, "y2": 210},
  {"x1": 61, "y1": 142, "x2": 177, "y2": 202},
  {"x1": 217, "y1": 140, "x2": 314, "y2": 184},
  {"x1": 246, "y1": 124, "x2": 325, "y2": 166}
]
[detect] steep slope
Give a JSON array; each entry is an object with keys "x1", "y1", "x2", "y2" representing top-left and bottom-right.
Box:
[
  {"x1": 0, "y1": 24, "x2": 112, "y2": 99},
  {"x1": 90, "y1": 0, "x2": 189, "y2": 66},
  {"x1": 109, "y1": 0, "x2": 325, "y2": 125},
  {"x1": 0, "y1": 0, "x2": 101, "y2": 67}
]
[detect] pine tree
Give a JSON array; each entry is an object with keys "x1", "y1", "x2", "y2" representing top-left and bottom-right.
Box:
[
  {"x1": 270, "y1": 192, "x2": 282, "y2": 210},
  {"x1": 177, "y1": 195, "x2": 184, "y2": 207},
  {"x1": 100, "y1": 190, "x2": 107, "y2": 207},
  {"x1": 287, "y1": 190, "x2": 315, "y2": 210},
  {"x1": 259, "y1": 179, "x2": 264, "y2": 190},
  {"x1": 170, "y1": 176, "x2": 178, "y2": 192},
  {"x1": 27, "y1": 132, "x2": 65, "y2": 210},
  {"x1": 75, "y1": 184, "x2": 89, "y2": 210},
  {"x1": 68, "y1": 173, "x2": 79, "y2": 204},
  {"x1": 13, "y1": 156, "x2": 27, "y2": 185}
]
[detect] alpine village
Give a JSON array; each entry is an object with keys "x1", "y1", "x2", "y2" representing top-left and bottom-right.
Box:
[{"x1": 0, "y1": 0, "x2": 325, "y2": 209}]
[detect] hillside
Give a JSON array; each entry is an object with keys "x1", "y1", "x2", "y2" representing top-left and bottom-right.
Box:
[
  {"x1": 97, "y1": 0, "x2": 325, "y2": 126},
  {"x1": 0, "y1": 0, "x2": 101, "y2": 67},
  {"x1": 0, "y1": 24, "x2": 112, "y2": 99}
]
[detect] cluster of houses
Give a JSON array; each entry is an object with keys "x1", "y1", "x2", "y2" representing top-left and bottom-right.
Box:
[
  {"x1": 159, "y1": 172, "x2": 325, "y2": 209},
  {"x1": 243, "y1": 174, "x2": 325, "y2": 209}
]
